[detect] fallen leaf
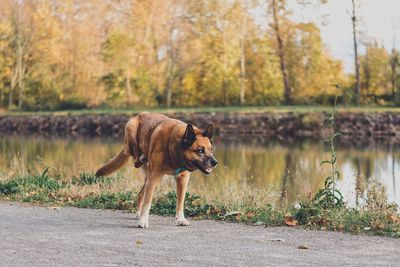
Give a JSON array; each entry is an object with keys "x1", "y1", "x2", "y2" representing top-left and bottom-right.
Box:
[
  {"x1": 315, "y1": 218, "x2": 328, "y2": 226},
  {"x1": 373, "y1": 222, "x2": 385, "y2": 230},
  {"x1": 387, "y1": 214, "x2": 400, "y2": 224},
  {"x1": 254, "y1": 221, "x2": 265, "y2": 226},
  {"x1": 284, "y1": 215, "x2": 298, "y2": 227},
  {"x1": 224, "y1": 211, "x2": 241, "y2": 218},
  {"x1": 297, "y1": 244, "x2": 309, "y2": 249},
  {"x1": 270, "y1": 238, "x2": 285, "y2": 242},
  {"x1": 246, "y1": 211, "x2": 256, "y2": 218},
  {"x1": 363, "y1": 227, "x2": 371, "y2": 231},
  {"x1": 136, "y1": 240, "x2": 143, "y2": 246}
]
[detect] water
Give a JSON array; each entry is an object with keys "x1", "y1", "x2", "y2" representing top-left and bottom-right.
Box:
[{"x1": 0, "y1": 135, "x2": 399, "y2": 207}]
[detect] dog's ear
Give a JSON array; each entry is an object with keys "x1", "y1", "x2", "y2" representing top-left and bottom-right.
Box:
[
  {"x1": 181, "y1": 124, "x2": 196, "y2": 148},
  {"x1": 203, "y1": 124, "x2": 213, "y2": 140}
]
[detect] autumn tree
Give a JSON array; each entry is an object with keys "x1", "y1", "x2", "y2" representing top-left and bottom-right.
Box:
[
  {"x1": 360, "y1": 41, "x2": 392, "y2": 103},
  {"x1": 269, "y1": 0, "x2": 292, "y2": 105},
  {"x1": 390, "y1": 48, "x2": 400, "y2": 99},
  {"x1": 351, "y1": 0, "x2": 361, "y2": 105}
]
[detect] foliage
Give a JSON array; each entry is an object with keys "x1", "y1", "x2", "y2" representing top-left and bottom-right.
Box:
[
  {"x1": 73, "y1": 192, "x2": 134, "y2": 210},
  {"x1": 0, "y1": 168, "x2": 63, "y2": 196},
  {"x1": 0, "y1": 171, "x2": 399, "y2": 237},
  {"x1": 151, "y1": 191, "x2": 210, "y2": 217},
  {"x1": 4, "y1": 0, "x2": 396, "y2": 110},
  {"x1": 71, "y1": 172, "x2": 105, "y2": 186}
]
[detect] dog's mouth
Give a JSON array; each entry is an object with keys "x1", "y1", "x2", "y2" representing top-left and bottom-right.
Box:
[{"x1": 193, "y1": 162, "x2": 213, "y2": 175}]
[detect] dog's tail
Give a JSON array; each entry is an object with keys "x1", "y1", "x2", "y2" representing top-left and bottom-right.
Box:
[{"x1": 95, "y1": 148, "x2": 130, "y2": 177}]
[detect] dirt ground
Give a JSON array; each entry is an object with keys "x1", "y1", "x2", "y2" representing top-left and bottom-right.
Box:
[{"x1": 1, "y1": 201, "x2": 399, "y2": 267}]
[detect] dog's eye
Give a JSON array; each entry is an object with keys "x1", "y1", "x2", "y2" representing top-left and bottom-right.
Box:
[{"x1": 197, "y1": 148, "x2": 205, "y2": 154}]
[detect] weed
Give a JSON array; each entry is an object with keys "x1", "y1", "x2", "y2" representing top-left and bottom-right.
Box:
[
  {"x1": 314, "y1": 84, "x2": 344, "y2": 209},
  {"x1": 151, "y1": 191, "x2": 210, "y2": 217},
  {"x1": 73, "y1": 192, "x2": 134, "y2": 210},
  {"x1": 72, "y1": 172, "x2": 105, "y2": 186},
  {"x1": 0, "y1": 168, "x2": 63, "y2": 197}
]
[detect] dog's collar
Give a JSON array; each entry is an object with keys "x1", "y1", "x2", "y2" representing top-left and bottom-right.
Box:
[{"x1": 174, "y1": 167, "x2": 187, "y2": 176}]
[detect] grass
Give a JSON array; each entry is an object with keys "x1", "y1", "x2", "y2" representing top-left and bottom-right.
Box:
[
  {"x1": 3, "y1": 105, "x2": 400, "y2": 116},
  {"x1": 0, "y1": 171, "x2": 399, "y2": 238}
]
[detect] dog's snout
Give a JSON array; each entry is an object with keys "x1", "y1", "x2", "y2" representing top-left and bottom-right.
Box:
[{"x1": 210, "y1": 158, "x2": 218, "y2": 167}]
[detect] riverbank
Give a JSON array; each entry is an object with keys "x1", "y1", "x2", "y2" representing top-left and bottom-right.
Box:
[
  {"x1": 1, "y1": 107, "x2": 400, "y2": 141},
  {"x1": 1, "y1": 201, "x2": 400, "y2": 266},
  {"x1": 0, "y1": 172, "x2": 399, "y2": 238}
]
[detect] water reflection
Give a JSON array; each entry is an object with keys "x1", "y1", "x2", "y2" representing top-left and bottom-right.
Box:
[{"x1": 0, "y1": 135, "x2": 399, "y2": 206}]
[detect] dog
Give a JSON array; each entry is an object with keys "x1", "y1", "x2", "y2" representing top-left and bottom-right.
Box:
[{"x1": 95, "y1": 112, "x2": 218, "y2": 228}]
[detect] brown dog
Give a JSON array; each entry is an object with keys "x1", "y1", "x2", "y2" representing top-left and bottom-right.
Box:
[{"x1": 95, "y1": 112, "x2": 217, "y2": 228}]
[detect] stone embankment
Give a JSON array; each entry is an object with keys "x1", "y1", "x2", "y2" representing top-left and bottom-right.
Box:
[{"x1": 0, "y1": 111, "x2": 398, "y2": 141}]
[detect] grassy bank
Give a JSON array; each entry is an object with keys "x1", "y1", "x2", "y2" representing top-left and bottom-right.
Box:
[
  {"x1": 3, "y1": 105, "x2": 400, "y2": 116},
  {"x1": 0, "y1": 171, "x2": 399, "y2": 238}
]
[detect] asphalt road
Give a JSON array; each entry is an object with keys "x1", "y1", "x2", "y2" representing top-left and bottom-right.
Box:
[{"x1": 1, "y1": 201, "x2": 399, "y2": 267}]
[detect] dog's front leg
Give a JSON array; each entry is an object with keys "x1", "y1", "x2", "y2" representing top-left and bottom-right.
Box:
[
  {"x1": 137, "y1": 171, "x2": 162, "y2": 228},
  {"x1": 175, "y1": 171, "x2": 190, "y2": 226}
]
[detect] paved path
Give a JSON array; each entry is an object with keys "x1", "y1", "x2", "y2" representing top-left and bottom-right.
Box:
[{"x1": 1, "y1": 201, "x2": 399, "y2": 266}]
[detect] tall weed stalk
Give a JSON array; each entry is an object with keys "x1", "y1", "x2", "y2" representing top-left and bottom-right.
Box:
[{"x1": 314, "y1": 84, "x2": 344, "y2": 208}]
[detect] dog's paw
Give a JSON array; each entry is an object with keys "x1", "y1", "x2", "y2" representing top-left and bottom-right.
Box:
[
  {"x1": 137, "y1": 218, "x2": 149, "y2": 228},
  {"x1": 176, "y1": 217, "x2": 190, "y2": 226},
  {"x1": 133, "y1": 212, "x2": 140, "y2": 220}
]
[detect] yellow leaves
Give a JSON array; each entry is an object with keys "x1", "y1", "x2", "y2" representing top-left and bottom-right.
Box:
[{"x1": 182, "y1": 73, "x2": 196, "y2": 92}]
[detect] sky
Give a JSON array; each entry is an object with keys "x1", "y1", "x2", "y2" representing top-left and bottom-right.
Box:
[{"x1": 288, "y1": 0, "x2": 400, "y2": 73}]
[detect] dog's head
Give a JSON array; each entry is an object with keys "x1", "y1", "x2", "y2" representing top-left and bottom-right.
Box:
[{"x1": 180, "y1": 123, "x2": 218, "y2": 175}]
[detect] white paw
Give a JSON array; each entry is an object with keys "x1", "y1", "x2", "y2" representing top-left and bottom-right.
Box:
[
  {"x1": 176, "y1": 217, "x2": 190, "y2": 226},
  {"x1": 137, "y1": 217, "x2": 149, "y2": 228},
  {"x1": 134, "y1": 212, "x2": 140, "y2": 220}
]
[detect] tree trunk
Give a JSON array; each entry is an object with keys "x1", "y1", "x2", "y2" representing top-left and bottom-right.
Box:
[
  {"x1": 363, "y1": 46, "x2": 370, "y2": 94},
  {"x1": 166, "y1": 27, "x2": 174, "y2": 108},
  {"x1": 222, "y1": 20, "x2": 228, "y2": 106},
  {"x1": 17, "y1": 38, "x2": 24, "y2": 109},
  {"x1": 14, "y1": 0, "x2": 24, "y2": 110},
  {"x1": 390, "y1": 49, "x2": 398, "y2": 97},
  {"x1": 126, "y1": 73, "x2": 131, "y2": 107},
  {"x1": 239, "y1": 2, "x2": 247, "y2": 105},
  {"x1": 271, "y1": 0, "x2": 292, "y2": 105},
  {"x1": 165, "y1": 3, "x2": 177, "y2": 109},
  {"x1": 351, "y1": 0, "x2": 361, "y2": 105},
  {"x1": 166, "y1": 57, "x2": 174, "y2": 108},
  {"x1": 9, "y1": 71, "x2": 16, "y2": 109}
]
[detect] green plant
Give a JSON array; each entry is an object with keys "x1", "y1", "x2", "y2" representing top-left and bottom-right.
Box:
[
  {"x1": 72, "y1": 172, "x2": 105, "y2": 186},
  {"x1": 314, "y1": 84, "x2": 344, "y2": 209},
  {"x1": 151, "y1": 191, "x2": 210, "y2": 217},
  {"x1": 0, "y1": 168, "x2": 63, "y2": 196},
  {"x1": 74, "y1": 192, "x2": 134, "y2": 210}
]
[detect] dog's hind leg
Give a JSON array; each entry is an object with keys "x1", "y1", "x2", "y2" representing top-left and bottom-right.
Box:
[
  {"x1": 124, "y1": 117, "x2": 141, "y2": 165},
  {"x1": 175, "y1": 171, "x2": 190, "y2": 226}
]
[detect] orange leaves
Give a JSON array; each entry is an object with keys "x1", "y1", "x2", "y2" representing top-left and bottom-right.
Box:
[
  {"x1": 387, "y1": 214, "x2": 400, "y2": 224},
  {"x1": 284, "y1": 214, "x2": 298, "y2": 227}
]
